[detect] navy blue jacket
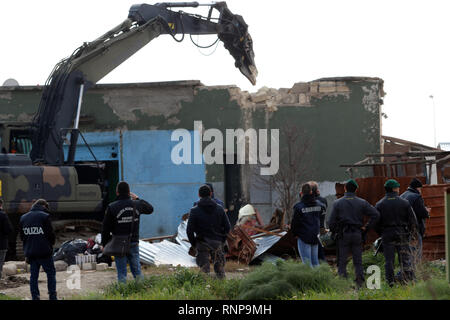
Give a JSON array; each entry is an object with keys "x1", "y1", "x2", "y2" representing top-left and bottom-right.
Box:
[
  {"x1": 19, "y1": 204, "x2": 55, "y2": 259},
  {"x1": 193, "y1": 197, "x2": 224, "y2": 208},
  {"x1": 0, "y1": 210, "x2": 12, "y2": 250},
  {"x1": 375, "y1": 192, "x2": 418, "y2": 237},
  {"x1": 328, "y1": 192, "x2": 379, "y2": 235},
  {"x1": 187, "y1": 197, "x2": 231, "y2": 247},
  {"x1": 291, "y1": 195, "x2": 326, "y2": 245},
  {"x1": 400, "y1": 187, "x2": 429, "y2": 236}
]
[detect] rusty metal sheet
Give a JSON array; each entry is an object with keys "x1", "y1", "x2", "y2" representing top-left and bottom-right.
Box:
[
  {"x1": 422, "y1": 184, "x2": 448, "y2": 238},
  {"x1": 226, "y1": 226, "x2": 257, "y2": 264}
]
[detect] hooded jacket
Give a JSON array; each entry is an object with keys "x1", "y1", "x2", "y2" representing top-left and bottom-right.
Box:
[
  {"x1": 19, "y1": 204, "x2": 55, "y2": 259},
  {"x1": 101, "y1": 195, "x2": 154, "y2": 246},
  {"x1": 400, "y1": 187, "x2": 429, "y2": 236},
  {"x1": 0, "y1": 210, "x2": 12, "y2": 250},
  {"x1": 186, "y1": 197, "x2": 231, "y2": 247},
  {"x1": 291, "y1": 194, "x2": 326, "y2": 245}
]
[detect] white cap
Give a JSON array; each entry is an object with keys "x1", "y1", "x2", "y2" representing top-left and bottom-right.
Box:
[{"x1": 238, "y1": 204, "x2": 256, "y2": 220}]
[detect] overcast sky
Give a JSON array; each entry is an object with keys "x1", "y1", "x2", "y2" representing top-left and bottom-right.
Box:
[{"x1": 1, "y1": 0, "x2": 449, "y2": 148}]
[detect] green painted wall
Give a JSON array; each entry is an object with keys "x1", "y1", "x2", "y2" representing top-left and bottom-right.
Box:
[{"x1": 0, "y1": 78, "x2": 383, "y2": 184}]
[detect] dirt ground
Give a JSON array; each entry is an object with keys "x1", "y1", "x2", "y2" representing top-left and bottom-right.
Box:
[{"x1": 0, "y1": 263, "x2": 249, "y2": 300}]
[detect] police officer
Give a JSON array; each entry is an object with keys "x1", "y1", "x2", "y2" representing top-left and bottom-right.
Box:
[
  {"x1": 308, "y1": 181, "x2": 328, "y2": 262},
  {"x1": 328, "y1": 179, "x2": 379, "y2": 288},
  {"x1": 0, "y1": 199, "x2": 13, "y2": 279},
  {"x1": 375, "y1": 179, "x2": 418, "y2": 286},
  {"x1": 19, "y1": 199, "x2": 57, "y2": 300},
  {"x1": 291, "y1": 183, "x2": 326, "y2": 268},
  {"x1": 400, "y1": 178, "x2": 429, "y2": 262},
  {"x1": 101, "y1": 181, "x2": 154, "y2": 283},
  {"x1": 187, "y1": 184, "x2": 231, "y2": 278},
  {"x1": 193, "y1": 183, "x2": 225, "y2": 208}
]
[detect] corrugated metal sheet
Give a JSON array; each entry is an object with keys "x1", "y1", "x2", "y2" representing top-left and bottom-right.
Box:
[
  {"x1": 252, "y1": 232, "x2": 287, "y2": 260},
  {"x1": 175, "y1": 219, "x2": 192, "y2": 251},
  {"x1": 140, "y1": 219, "x2": 288, "y2": 266},
  {"x1": 422, "y1": 184, "x2": 448, "y2": 237},
  {"x1": 421, "y1": 184, "x2": 449, "y2": 259},
  {"x1": 139, "y1": 240, "x2": 197, "y2": 267}
]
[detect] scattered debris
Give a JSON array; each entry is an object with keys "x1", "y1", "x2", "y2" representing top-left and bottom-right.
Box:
[
  {"x1": 139, "y1": 212, "x2": 297, "y2": 268},
  {"x1": 0, "y1": 275, "x2": 29, "y2": 290}
]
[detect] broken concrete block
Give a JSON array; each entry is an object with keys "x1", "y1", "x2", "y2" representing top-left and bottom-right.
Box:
[
  {"x1": 82, "y1": 262, "x2": 96, "y2": 271},
  {"x1": 54, "y1": 260, "x2": 69, "y2": 272},
  {"x1": 309, "y1": 83, "x2": 319, "y2": 93},
  {"x1": 319, "y1": 81, "x2": 336, "y2": 93},
  {"x1": 16, "y1": 262, "x2": 27, "y2": 270},
  {"x1": 96, "y1": 263, "x2": 108, "y2": 271},
  {"x1": 299, "y1": 93, "x2": 310, "y2": 105},
  {"x1": 281, "y1": 92, "x2": 298, "y2": 104},
  {"x1": 336, "y1": 85, "x2": 350, "y2": 92},
  {"x1": 289, "y1": 82, "x2": 309, "y2": 94},
  {"x1": 2, "y1": 264, "x2": 17, "y2": 276},
  {"x1": 251, "y1": 92, "x2": 270, "y2": 103}
]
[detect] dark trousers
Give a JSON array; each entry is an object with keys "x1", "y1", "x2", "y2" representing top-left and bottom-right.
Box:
[
  {"x1": 29, "y1": 256, "x2": 57, "y2": 300},
  {"x1": 0, "y1": 249, "x2": 7, "y2": 279},
  {"x1": 383, "y1": 236, "x2": 414, "y2": 285},
  {"x1": 338, "y1": 231, "x2": 364, "y2": 285},
  {"x1": 196, "y1": 239, "x2": 225, "y2": 279},
  {"x1": 318, "y1": 243, "x2": 326, "y2": 261}
]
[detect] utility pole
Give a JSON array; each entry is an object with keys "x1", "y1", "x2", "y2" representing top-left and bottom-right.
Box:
[{"x1": 429, "y1": 95, "x2": 436, "y2": 147}]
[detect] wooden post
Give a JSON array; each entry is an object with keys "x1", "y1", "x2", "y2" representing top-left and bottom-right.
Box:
[{"x1": 445, "y1": 188, "x2": 450, "y2": 283}]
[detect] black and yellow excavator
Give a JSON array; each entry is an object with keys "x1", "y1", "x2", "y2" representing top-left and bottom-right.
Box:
[{"x1": 0, "y1": 2, "x2": 257, "y2": 259}]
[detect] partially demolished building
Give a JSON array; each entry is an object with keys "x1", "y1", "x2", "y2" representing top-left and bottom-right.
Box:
[{"x1": 0, "y1": 77, "x2": 385, "y2": 239}]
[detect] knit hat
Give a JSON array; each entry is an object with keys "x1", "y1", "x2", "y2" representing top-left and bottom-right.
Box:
[
  {"x1": 410, "y1": 178, "x2": 423, "y2": 189},
  {"x1": 384, "y1": 179, "x2": 400, "y2": 189}
]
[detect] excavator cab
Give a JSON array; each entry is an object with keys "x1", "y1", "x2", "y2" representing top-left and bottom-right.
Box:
[{"x1": 0, "y1": 123, "x2": 33, "y2": 155}]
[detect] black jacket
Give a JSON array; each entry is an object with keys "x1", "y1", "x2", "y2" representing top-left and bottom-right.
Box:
[
  {"x1": 291, "y1": 194, "x2": 326, "y2": 245},
  {"x1": 375, "y1": 192, "x2": 418, "y2": 238},
  {"x1": 400, "y1": 187, "x2": 429, "y2": 236},
  {"x1": 101, "y1": 195, "x2": 154, "y2": 246},
  {"x1": 328, "y1": 192, "x2": 379, "y2": 235},
  {"x1": 0, "y1": 210, "x2": 12, "y2": 250},
  {"x1": 19, "y1": 204, "x2": 55, "y2": 259},
  {"x1": 315, "y1": 195, "x2": 328, "y2": 229},
  {"x1": 186, "y1": 197, "x2": 231, "y2": 247}
]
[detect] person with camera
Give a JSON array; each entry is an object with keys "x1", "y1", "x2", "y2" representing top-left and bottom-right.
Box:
[{"x1": 101, "y1": 181, "x2": 154, "y2": 283}]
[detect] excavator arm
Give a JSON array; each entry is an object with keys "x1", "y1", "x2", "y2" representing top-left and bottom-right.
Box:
[{"x1": 30, "y1": 2, "x2": 257, "y2": 165}]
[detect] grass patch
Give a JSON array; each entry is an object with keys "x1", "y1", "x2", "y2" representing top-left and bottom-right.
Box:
[
  {"x1": 237, "y1": 260, "x2": 351, "y2": 300},
  {"x1": 0, "y1": 294, "x2": 21, "y2": 300},
  {"x1": 74, "y1": 255, "x2": 448, "y2": 300},
  {"x1": 76, "y1": 267, "x2": 240, "y2": 300}
]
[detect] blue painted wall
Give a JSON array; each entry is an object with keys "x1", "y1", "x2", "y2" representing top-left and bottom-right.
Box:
[{"x1": 64, "y1": 130, "x2": 205, "y2": 238}]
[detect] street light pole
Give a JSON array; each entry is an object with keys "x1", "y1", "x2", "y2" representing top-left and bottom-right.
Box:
[{"x1": 430, "y1": 95, "x2": 436, "y2": 147}]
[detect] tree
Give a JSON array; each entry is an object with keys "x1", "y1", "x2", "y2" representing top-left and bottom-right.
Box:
[{"x1": 255, "y1": 124, "x2": 315, "y2": 222}]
